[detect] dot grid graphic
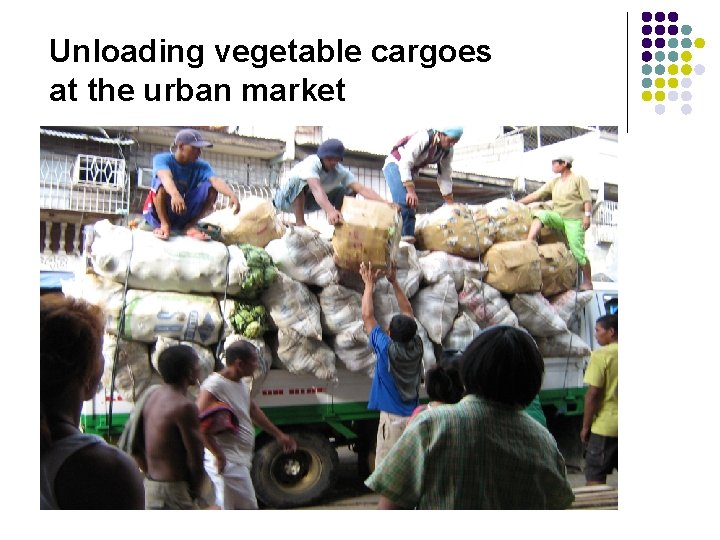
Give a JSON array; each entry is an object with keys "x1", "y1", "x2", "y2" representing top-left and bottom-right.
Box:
[{"x1": 641, "y1": 11, "x2": 706, "y2": 115}]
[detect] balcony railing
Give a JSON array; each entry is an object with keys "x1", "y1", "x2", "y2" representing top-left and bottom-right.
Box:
[
  {"x1": 40, "y1": 153, "x2": 129, "y2": 215},
  {"x1": 592, "y1": 200, "x2": 618, "y2": 244}
]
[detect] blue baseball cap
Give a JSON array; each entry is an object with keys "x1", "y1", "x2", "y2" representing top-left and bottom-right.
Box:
[{"x1": 174, "y1": 128, "x2": 213, "y2": 148}]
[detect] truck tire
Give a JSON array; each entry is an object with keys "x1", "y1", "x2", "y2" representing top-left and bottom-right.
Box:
[{"x1": 252, "y1": 430, "x2": 338, "y2": 508}]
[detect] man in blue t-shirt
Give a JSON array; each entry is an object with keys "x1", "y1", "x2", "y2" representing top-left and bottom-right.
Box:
[
  {"x1": 273, "y1": 138, "x2": 396, "y2": 227},
  {"x1": 142, "y1": 128, "x2": 240, "y2": 241},
  {"x1": 360, "y1": 261, "x2": 424, "y2": 469}
]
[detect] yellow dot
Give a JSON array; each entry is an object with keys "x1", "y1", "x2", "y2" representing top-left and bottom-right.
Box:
[
  {"x1": 695, "y1": 37, "x2": 705, "y2": 48},
  {"x1": 681, "y1": 51, "x2": 693, "y2": 62},
  {"x1": 668, "y1": 78, "x2": 678, "y2": 88},
  {"x1": 681, "y1": 64, "x2": 693, "y2": 75},
  {"x1": 655, "y1": 78, "x2": 665, "y2": 88},
  {"x1": 668, "y1": 64, "x2": 679, "y2": 75},
  {"x1": 655, "y1": 91, "x2": 666, "y2": 102},
  {"x1": 642, "y1": 91, "x2": 652, "y2": 101}
]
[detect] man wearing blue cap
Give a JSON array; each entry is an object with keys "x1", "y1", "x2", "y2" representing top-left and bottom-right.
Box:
[
  {"x1": 383, "y1": 127, "x2": 463, "y2": 243},
  {"x1": 274, "y1": 138, "x2": 395, "y2": 227},
  {"x1": 142, "y1": 128, "x2": 240, "y2": 241}
]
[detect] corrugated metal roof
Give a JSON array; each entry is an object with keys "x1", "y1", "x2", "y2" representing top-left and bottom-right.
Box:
[{"x1": 40, "y1": 128, "x2": 136, "y2": 145}]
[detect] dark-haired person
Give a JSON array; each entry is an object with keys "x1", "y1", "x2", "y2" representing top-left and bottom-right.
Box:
[
  {"x1": 133, "y1": 345, "x2": 207, "y2": 509},
  {"x1": 360, "y1": 261, "x2": 424, "y2": 468},
  {"x1": 365, "y1": 326, "x2": 574, "y2": 509},
  {"x1": 518, "y1": 154, "x2": 594, "y2": 290},
  {"x1": 382, "y1": 126, "x2": 463, "y2": 243},
  {"x1": 409, "y1": 363, "x2": 464, "y2": 420},
  {"x1": 273, "y1": 138, "x2": 395, "y2": 227},
  {"x1": 142, "y1": 128, "x2": 240, "y2": 241},
  {"x1": 41, "y1": 294, "x2": 144, "y2": 510},
  {"x1": 581, "y1": 313, "x2": 618, "y2": 485},
  {"x1": 197, "y1": 340, "x2": 297, "y2": 509}
]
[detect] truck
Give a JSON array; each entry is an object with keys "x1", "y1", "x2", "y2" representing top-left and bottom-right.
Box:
[{"x1": 80, "y1": 282, "x2": 618, "y2": 509}]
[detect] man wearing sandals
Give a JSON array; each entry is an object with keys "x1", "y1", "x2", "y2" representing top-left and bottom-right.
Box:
[{"x1": 142, "y1": 128, "x2": 240, "y2": 241}]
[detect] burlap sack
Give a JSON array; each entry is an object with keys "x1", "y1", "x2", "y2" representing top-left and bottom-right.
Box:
[
  {"x1": 199, "y1": 196, "x2": 285, "y2": 248},
  {"x1": 332, "y1": 197, "x2": 402, "y2": 271},
  {"x1": 415, "y1": 204, "x2": 489, "y2": 259},
  {"x1": 482, "y1": 240, "x2": 542, "y2": 294},
  {"x1": 538, "y1": 242, "x2": 578, "y2": 297},
  {"x1": 485, "y1": 198, "x2": 533, "y2": 243}
]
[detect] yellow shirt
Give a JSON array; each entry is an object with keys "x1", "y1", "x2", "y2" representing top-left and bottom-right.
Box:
[
  {"x1": 534, "y1": 173, "x2": 591, "y2": 219},
  {"x1": 583, "y1": 342, "x2": 618, "y2": 437}
]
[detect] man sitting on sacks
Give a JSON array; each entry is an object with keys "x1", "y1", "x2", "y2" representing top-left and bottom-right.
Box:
[
  {"x1": 360, "y1": 261, "x2": 424, "y2": 469},
  {"x1": 273, "y1": 138, "x2": 397, "y2": 227},
  {"x1": 142, "y1": 128, "x2": 241, "y2": 241}
]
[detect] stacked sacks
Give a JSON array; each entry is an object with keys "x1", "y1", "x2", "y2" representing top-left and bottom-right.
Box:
[
  {"x1": 485, "y1": 198, "x2": 533, "y2": 242},
  {"x1": 410, "y1": 275, "x2": 458, "y2": 344},
  {"x1": 332, "y1": 197, "x2": 402, "y2": 272},
  {"x1": 442, "y1": 312, "x2": 481, "y2": 352},
  {"x1": 538, "y1": 243, "x2": 577, "y2": 297},
  {"x1": 482, "y1": 240, "x2": 542, "y2": 294},
  {"x1": 199, "y1": 196, "x2": 286, "y2": 248},
  {"x1": 415, "y1": 203, "x2": 496, "y2": 259},
  {"x1": 418, "y1": 250, "x2": 487, "y2": 292},
  {"x1": 458, "y1": 278, "x2": 519, "y2": 329},
  {"x1": 265, "y1": 226, "x2": 338, "y2": 287}
]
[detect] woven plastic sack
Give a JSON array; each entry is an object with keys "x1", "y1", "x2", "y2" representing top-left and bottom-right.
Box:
[
  {"x1": 419, "y1": 250, "x2": 487, "y2": 292},
  {"x1": 485, "y1": 198, "x2": 533, "y2": 243},
  {"x1": 548, "y1": 290, "x2": 596, "y2": 324},
  {"x1": 260, "y1": 271, "x2": 322, "y2": 340},
  {"x1": 265, "y1": 226, "x2": 338, "y2": 287},
  {"x1": 276, "y1": 327, "x2": 337, "y2": 381},
  {"x1": 442, "y1": 312, "x2": 481, "y2": 352},
  {"x1": 101, "y1": 334, "x2": 156, "y2": 403},
  {"x1": 536, "y1": 331, "x2": 591, "y2": 358},
  {"x1": 458, "y1": 278, "x2": 519, "y2": 328},
  {"x1": 510, "y1": 293, "x2": 568, "y2": 338},
  {"x1": 410, "y1": 275, "x2": 459, "y2": 344},
  {"x1": 318, "y1": 284, "x2": 363, "y2": 336},
  {"x1": 331, "y1": 321, "x2": 375, "y2": 376}
]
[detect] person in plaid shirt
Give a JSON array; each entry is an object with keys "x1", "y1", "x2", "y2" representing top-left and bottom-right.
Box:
[{"x1": 365, "y1": 326, "x2": 574, "y2": 509}]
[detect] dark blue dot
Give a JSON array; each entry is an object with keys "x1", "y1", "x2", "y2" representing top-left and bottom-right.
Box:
[
  {"x1": 655, "y1": 12, "x2": 665, "y2": 22},
  {"x1": 642, "y1": 51, "x2": 652, "y2": 62},
  {"x1": 642, "y1": 38, "x2": 652, "y2": 47},
  {"x1": 668, "y1": 25, "x2": 678, "y2": 35},
  {"x1": 655, "y1": 25, "x2": 665, "y2": 35},
  {"x1": 642, "y1": 12, "x2": 652, "y2": 22},
  {"x1": 668, "y1": 12, "x2": 678, "y2": 22},
  {"x1": 642, "y1": 25, "x2": 652, "y2": 35},
  {"x1": 655, "y1": 38, "x2": 665, "y2": 48}
]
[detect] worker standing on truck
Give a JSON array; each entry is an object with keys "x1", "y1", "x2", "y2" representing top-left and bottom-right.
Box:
[
  {"x1": 273, "y1": 138, "x2": 395, "y2": 227},
  {"x1": 360, "y1": 261, "x2": 424, "y2": 469},
  {"x1": 196, "y1": 340, "x2": 297, "y2": 509},
  {"x1": 518, "y1": 155, "x2": 594, "y2": 290},
  {"x1": 141, "y1": 128, "x2": 241, "y2": 241},
  {"x1": 382, "y1": 126, "x2": 463, "y2": 243},
  {"x1": 365, "y1": 326, "x2": 575, "y2": 509},
  {"x1": 581, "y1": 313, "x2": 618, "y2": 485}
]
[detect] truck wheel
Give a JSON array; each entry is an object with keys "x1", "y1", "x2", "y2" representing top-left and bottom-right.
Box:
[{"x1": 252, "y1": 430, "x2": 338, "y2": 508}]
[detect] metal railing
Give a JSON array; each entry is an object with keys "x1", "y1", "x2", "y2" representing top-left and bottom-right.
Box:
[
  {"x1": 592, "y1": 200, "x2": 618, "y2": 244},
  {"x1": 40, "y1": 153, "x2": 130, "y2": 215}
]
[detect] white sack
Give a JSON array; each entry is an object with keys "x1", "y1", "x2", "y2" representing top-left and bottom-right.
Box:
[
  {"x1": 61, "y1": 273, "x2": 125, "y2": 322},
  {"x1": 265, "y1": 227, "x2": 338, "y2": 287},
  {"x1": 510, "y1": 293, "x2": 568, "y2": 338},
  {"x1": 318, "y1": 284, "x2": 363, "y2": 335},
  {"x1": 260, "y1": 272, "x2": 322, "y2": 340},
  {"x1": 419, "y1": 250, "x2": 487, "y2": 291},
  {"x1": 458, "y1": 278, "x2": 519, "y2": 329},
  {"x1": 548, "y1": 290, "x2": 596, "y2": 324},
  {"x1": 199, "y1": 196, "x2": 285, "y2": 248},
  {"x1": 410, "y1": 275, "x2": 459, "y2": 343},
  {"x1": 101, "y1": 334, "x2": 156, "y2": 403},
  {"x1": 415, "y1": 319, "x2": 437, "y2": 374},
  {"x1": 332, "y1": 321, "x2": 376, "y2": 376},
  {"x1": 536, "y1": 331, "x2": 591, "y2": 358},
  {"x1": 276, "y1": 327, "x2": 337, "y2": 381},
  {"x1": 442, "y1": 312, "x2": 481, "y2": 351},
  {"x1": 485, "y1": 198, "x2": 533, "y2": 242}
]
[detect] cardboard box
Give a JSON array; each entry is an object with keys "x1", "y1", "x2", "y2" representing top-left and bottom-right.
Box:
[
  {"x1": 482, "y1": 240, "x2": 542, "y2": 294},
  {"x1": 332, "y1": 197, "x2": 402, "y2": 271}
]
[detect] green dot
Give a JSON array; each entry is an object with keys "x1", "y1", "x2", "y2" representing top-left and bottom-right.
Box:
[
  {"x1": 695, "y1": 37, "x2": 705, "y2": 48},
  {"x1": 655, "y1": 64, "x2": 665, "y2": 75},
  {"x1": 681, "y1": 38, "x2": 692, "y2": 48},
  {"x1": 642, "y1": 64, "x2": 652, "y2": 75},
  {"x1": 642, "y1": 91, "x2": 652, "y2": 101},
  {"x1": 655, "y1": 51, "x2": 665, "y2": 61},
  {"x1": 681, "y1": 25, "x2": 692, "y2": 35},
  {"x1": 642, "y1": 78, "x2": 652, "y2": 88},
  {"x1": 668, "y1": 64, "x2": 679, "y2": 75},
  {"x1": 668, "y1": 38, "x2": 678, "y2": 48},
  {"x1": 681, "y1": 64, "x2": 692, "y2": 75},
  {"x1": 655, "y1": 91, "x2": 666, "y2": 101},
  {"x1": 655, "y1": 78, "x2": 665, "y2": 88},
  {"x1": 668, "y1": 78, "x2": 678, "y2": 88},
  {"x1": 681, "y1": 51, "x2": 692, "y2": 62},
  {"x1": 668, "y1": 51, "x2": 679, "y2": 62}
]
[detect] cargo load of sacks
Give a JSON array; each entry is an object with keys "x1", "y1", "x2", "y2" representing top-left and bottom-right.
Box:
[{"x1": 67, "y1": 195, "x2": 594, "y2": 404}]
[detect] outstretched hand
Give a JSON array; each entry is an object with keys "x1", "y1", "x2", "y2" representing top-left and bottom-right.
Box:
[
  {"x1": 385, "y1": 262, "x2": 398, "y2": 284},
  {"x1": 359, "y1": 261, "x2": 383, "y2": 287}
]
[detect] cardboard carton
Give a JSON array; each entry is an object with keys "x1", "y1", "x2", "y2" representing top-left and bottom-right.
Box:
[
  {"x1": 482, "y1": 240, "x2": 542, "y2": 294},
  {"x1": 538, "y1": 242, "x2": 577, "y2": 296}
]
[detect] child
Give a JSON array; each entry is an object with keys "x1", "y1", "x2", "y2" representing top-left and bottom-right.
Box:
[
  {"x1": 410, "y1": 363, "x2": 464, "y2": 420},
  {"x1": 581, "y1": 313, "x2": 618, "y2": 485}
]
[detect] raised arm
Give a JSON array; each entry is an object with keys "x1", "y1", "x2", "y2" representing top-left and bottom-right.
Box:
[
  {"x1": 386, "y1": 263, "x2": 413, "y2": 317},
  {"x1": 360, "y1": 261, "x2": 381, "y2": 334}
]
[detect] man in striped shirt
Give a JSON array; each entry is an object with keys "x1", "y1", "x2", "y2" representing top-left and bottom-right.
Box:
[{"x1": 365, "y1": 326, "x2": 574, "y2": 509}]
